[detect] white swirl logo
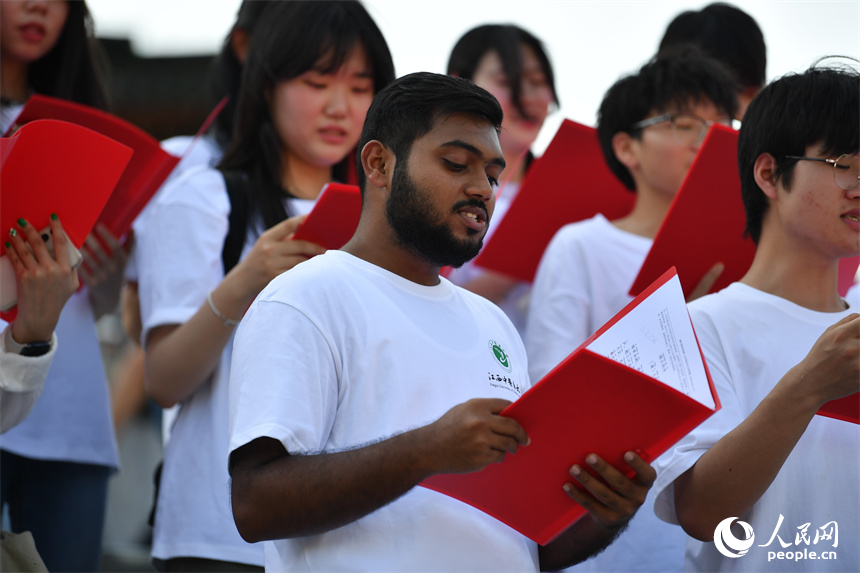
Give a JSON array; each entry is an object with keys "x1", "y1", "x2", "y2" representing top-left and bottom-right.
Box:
[{"x1": 714, "y1": 517, "x2": 755, "y2": 558}]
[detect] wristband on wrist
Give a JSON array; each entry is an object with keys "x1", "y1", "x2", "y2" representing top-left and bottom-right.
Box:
[
  {"x1": 207, "y1": 291, "x2": 240, "y2": 327},
  {"x1": 4, "y1": 325, "x2": 54, "y2": 357}
]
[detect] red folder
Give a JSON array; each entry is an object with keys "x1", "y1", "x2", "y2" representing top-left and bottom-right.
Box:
[
  {"x1": 421, "y1": 268, "x2": 720, "y2": 545},
  {"x1": 0, "y1": 119, "x2": 133, "y2": 316},
  {"x1": 0, "y1": 119, "x2": 132, "y2": 250},
  {"x1": 291, "y1": 183, "x2": 361, "y2": 250},
  {"x1": 472, "y1": 119, "x2": 634, "y2": 283},
  {"x1": 628, "y1": 125, "x2": 753, "y2": 299},
  {"x1": 5, "y1": 94, "x2": 181, "y2": 238}
]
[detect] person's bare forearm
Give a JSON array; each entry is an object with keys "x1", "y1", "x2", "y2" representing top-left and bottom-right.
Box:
[
  {"x1": 145, "y1": 279, "x2": 252, "y2": 407},
  {"x1": 675, "y1": 371, "x2": 820, "y2": 540},
  {"x1": 231, "y1": 431, "x2": 436, "y2": 542},
  {"x1": 675, "y1": 315, "x2": 859, "y2": 541},
  {"x1": 230, "y1": 398, "x2": 529, "y2": 543}
]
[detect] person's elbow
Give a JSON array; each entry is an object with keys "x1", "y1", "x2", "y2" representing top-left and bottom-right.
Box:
[
  {"x1": 231, "y1": 474, "x2": 266, "y2": 543},
  {"x1": 673, "y1": 472, "x2": 720, "y2": 542}
]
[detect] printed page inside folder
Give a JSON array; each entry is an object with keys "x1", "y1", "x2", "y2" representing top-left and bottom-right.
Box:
[{"x1": 586, "y1": 273, "x2": 715, "y2": 409}]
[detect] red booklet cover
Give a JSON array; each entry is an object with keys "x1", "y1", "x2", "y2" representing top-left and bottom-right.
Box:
[
  {"x1": 472, "y1": 119, "x2": 634, "y2": 283},
  {"x1": 628, "y1": 124, "x2": 753, "y2": 299},
  {"x1": 291, "y1": 183, "x2": 361, "y2": 250},
  {"x1": 624, "y1": 125, "x2": 860, "y2": 301},
  {"x1": 5, "y1": 94, "x2": 181, "y2": 238},
  {"x1": 0, "y1": 119, "x2": 133, "y2": 315},
  {"x1": 421, "y1": 268, "x2": 721, "y2": 545}
]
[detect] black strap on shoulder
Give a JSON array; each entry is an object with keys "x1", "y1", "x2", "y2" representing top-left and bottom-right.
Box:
[{"x1": 221, "y1": 170, "x2": 249, "y2": 275}]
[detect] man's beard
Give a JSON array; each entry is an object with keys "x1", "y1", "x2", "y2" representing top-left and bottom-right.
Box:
[{"x1": 385, "y1": 160, "x2": 490, "y2": 269}]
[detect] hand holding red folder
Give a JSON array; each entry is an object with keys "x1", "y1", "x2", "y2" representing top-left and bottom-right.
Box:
[
  {"x1": 422, "y1": 268, "x2": 721, "y2": 545},
  {"x1": 291, "y1": 183, "x2": 361, "y2": 251},
  {"x1": 0, "y1": 119, "x2": 132, "y2": 316}
]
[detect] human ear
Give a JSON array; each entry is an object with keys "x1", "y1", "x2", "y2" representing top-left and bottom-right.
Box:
[
  {"x1": 360, "y1": 141, "x2": 393, "y2": 189},
  {"x1": 753, "y1": 153, "x2": 780, "y2": 200},
  {"x1": 230, "y1": 28, "x2": 251, "y2": 64},
  {"x1": 612, "y1": 131, "x2": 638, "y2": 170}
]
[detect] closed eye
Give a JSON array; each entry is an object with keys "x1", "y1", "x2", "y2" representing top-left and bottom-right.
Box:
[{"x1": 444, "y1": 159, "x2": 466, "y2": 172}]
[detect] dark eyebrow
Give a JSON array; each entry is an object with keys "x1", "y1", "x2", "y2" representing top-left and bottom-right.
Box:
[{"x1": 440, "y1": 140, "x2": 506, "y2": 170}]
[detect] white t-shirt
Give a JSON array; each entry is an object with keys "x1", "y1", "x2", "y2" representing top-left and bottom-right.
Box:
[
  {"x1": 447, "y1": 182, "x2": 531, "y2": 334},
  {"x1": 652, "y1": 283, "x2": 859, "y2": 572},
  {"x1": 137, "y1": 166, "x2": 263, "y2": 566},
  {"x1": 0, "y1": 290, "x2": 120, "y2": 468},
  {"x1": 524, "y1": 213, "x2": 688, "y2": 573},
  {"x1": 525, "y1": 213, "x2": 652, "y2": 382},
  {"x1": 0, "y1": 321, "x2": 57, "y2": 434},
  {"x1": 229, "y1": 250, "x2": 540, "y2": 572}
]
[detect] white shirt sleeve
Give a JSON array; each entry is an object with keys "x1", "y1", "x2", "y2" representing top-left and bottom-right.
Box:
[
  {"x1": 137, "y1": 167, "x2": 230, "y2": 345},
  {"x1": 525, "y1": 228, "x2": 593, "y2": 381},
  {"x1": 0, "y1": 324, "x2": 58, "y2": 434},
  {"x1": 651, "y1": 303, "x2": 746, "y2": 524},
  {"x1": 229, "y1": 296, "x2": 339, "y2": 459}
]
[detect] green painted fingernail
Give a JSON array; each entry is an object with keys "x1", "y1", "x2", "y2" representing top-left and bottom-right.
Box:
[
  {"x1": 17, "y1": 218, "x2": 26, "y2": 227},
  {"x1": 4, "y1": 242, "x2": 9, "y2": 249},
  {"x1": 8, "y1": 228, "x2": 16, "y2": 237},
  {"x1": 51, "y1": 213, "x2": 58, "y2": 221}
]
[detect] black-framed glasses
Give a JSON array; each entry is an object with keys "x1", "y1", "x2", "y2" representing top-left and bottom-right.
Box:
[
  {"x1": 629, "y1": 113, "x2": 731, "y2": 146},
  {"x1": 784, "y1": 154, "x2": 860, "y2": 190}
]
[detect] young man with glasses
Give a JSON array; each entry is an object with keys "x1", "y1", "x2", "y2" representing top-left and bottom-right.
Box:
[
  {"x1": 651, "y1": 64, "x2": 859, "y2": 572},
  {"x1": 524, "y1": 48, "x2": 738, "y2": 573}
]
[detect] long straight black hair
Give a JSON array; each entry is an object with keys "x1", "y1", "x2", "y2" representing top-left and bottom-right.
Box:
[
  {"x1": 217, "y1": 0, "x2": 395, "y2": 232},
  {"x1": 27, "y1": 0, "x2": 109, "y2": 109}
]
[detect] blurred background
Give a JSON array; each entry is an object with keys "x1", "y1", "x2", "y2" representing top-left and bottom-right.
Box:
[
  {"x1": 90, "y1": 0, "x2": 860, "y2": 151},
  {"x1": 77, "y1": 1, "x2": 857, "y2": 570}
]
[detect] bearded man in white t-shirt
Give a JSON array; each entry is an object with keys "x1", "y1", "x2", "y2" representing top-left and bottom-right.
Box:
[
  {"x1": 226, "y1": 72, "x2": 657, "y2": 572},
  {"x1": 652, "y1": 63, "x2": 859, "y2": 572}
]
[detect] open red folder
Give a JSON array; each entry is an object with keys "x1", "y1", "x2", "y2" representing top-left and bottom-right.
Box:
[
  {"x1": 292, "y1": 183, "x2": 361, "y2": 250},
  {"x1": 421, "y1": 268, "x2": 720, "y2": 545},
  {"x1": 3, "y1": 94, "x2": 222, "y2": 239},
  {"x1": 472, "y1": 119, "x2": 634, "y2": 283},
  {"x1": 0, "y1": 119, "x2": 133, "y2": 314}
]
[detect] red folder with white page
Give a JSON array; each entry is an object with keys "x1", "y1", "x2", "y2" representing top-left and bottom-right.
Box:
[
  {"x1": 421, "y1": 268, "x2": 721, "y2": 545},
  {"x1": 4, "y1": 94, "x2": 225, "y2": 239},
  {"x1": 623, "y1": 124, "x2": 858, "y2": 424},
  {"x1": 0, "y1": 119, "x2": 133, "y2": 314},
  {"x1": 291, "y1": 183, "x2": 361, "y2": 251},
  {"x1": 472, "y1": 119, "x2": 634, "y2": 283}
]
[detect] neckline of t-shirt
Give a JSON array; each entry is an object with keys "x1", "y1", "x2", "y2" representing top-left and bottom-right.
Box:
[
  {"x1": 725, "y1": 282, "x2": 853, "y2": 321},
  {"x1": 593, "y1": 213, "x2": 654, "y2": 246},
  {"x1": 327, "y1": 250, "x2": 455, "y2": 301}
]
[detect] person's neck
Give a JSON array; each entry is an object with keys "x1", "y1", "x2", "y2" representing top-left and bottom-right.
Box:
[
  {"x1": 343, "y1": 211, "x2": 441, "y2": 287},
  {"x1": 741, "y1": 231, "x2": 846, "y2": 312},
  {"x1": 611, "y1": 184, "x2": 674, "y2": 239},
  {"x1": 281, "y1": 156, "x2": 333, "y2": 200},
  {"x1": 1, "y1": 58, "x2": 29, "y2": 102}
]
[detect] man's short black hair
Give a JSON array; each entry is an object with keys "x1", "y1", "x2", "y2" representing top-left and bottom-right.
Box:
[
  {"x1": 357, "y1": 72, "x2": 504, "y2": 194},
  {"x1": 738, "y1": 62, "x2": 859, "y2": 244},
  {"x1": 659, "y1": 2, "x2": 766, "y2": 91},
  {"x1": 597, "y1": 48, "x2": 739, "y2": 191}
]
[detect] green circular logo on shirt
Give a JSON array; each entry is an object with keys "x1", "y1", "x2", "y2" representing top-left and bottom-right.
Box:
[{"x1": 489, "y1": 340, "x2": 512, "y2": 372}]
